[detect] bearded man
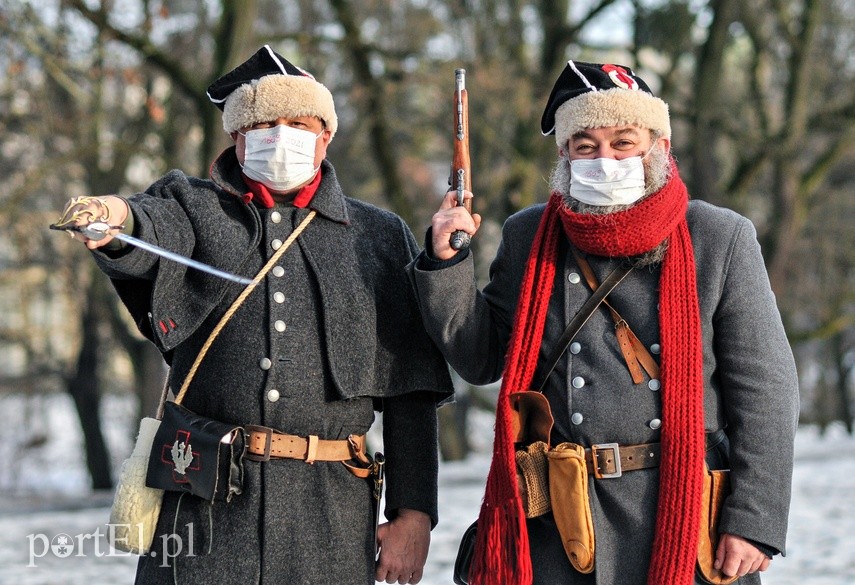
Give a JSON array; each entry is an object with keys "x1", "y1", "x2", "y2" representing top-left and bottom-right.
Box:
[{"x1": 409, "y1": 61, "x2": 799, "y2": 585}]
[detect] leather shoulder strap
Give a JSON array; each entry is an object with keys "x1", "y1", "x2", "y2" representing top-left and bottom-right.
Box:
[
  {"x1": 572, "y1": 249, "x2": 660, "y2": 383},
  {"x1": 533, "y1": 261, "x2": 633, "y2": 393}
]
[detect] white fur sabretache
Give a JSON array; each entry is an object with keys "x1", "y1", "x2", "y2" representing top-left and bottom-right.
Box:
[{"x1": 108, "y1": 417, "x2": 165, "y2": 555}]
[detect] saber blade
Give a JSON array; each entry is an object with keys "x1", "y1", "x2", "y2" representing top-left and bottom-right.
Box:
[
  {"x1": 111, "y1": 232, "x2": 254, "y2": 285},
  {"x1": 50, "y1": 215, "x2": 254, "y2": 286}
]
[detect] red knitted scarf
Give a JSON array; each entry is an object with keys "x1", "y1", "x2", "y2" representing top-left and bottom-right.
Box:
[{"x1": 470, "y1": 162, "x2": 705, "y2": 585}]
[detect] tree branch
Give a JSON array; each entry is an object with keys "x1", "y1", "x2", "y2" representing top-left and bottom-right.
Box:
[
  {"x1": 65, "y1": 0, "x2": 207, "y2": 100},
  {"x1": 328, "y1": 0, "x2": 411, "y2": 224},
  {"x1": 790, "y1": 312, "x2": 855, "y2": 344}
]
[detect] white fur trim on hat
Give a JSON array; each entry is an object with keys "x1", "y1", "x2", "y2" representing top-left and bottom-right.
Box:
[
  {"x1": 554, "y1": 88, "x2": 670, "y2": 147},
  {"x1": 222, "y1": 74, "x2": 338, "y2": 138}
]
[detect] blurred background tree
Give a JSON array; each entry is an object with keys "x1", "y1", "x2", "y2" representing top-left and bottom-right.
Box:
[{"x1": 0, "y1": 0, "x2": 852, "y2": 489}]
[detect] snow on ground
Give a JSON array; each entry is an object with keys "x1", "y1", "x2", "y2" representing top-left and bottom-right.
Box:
[{"x1": 0, "y1": 392, "x2": 853, "y2": 584}]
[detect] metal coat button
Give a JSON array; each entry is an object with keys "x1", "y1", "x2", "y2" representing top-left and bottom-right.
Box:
[
  {"x1": 650, "y1": 343, "x2": 661, "y2": 354},
  {"x1": 572, "y1": 376, "x2": 586, "y2": 389},
  {"x1": 274, "y1": 320, "x2": 287, "y2": 332},
  {"x1": 649, "y1": 418, "x2": 662, "y2": 430},
  {"x1": 273, "y1": 292, "x2": 285, "y2": 303},
  {"x1": 272, "y1": 266, "x2": 285, "y2": 278},
  {"x1": 568, "y1": 272, "x2": 581, "y2": 284},
  {"x1": 271, "y1": 211, "x2": 282, "y2": 224},
  {"x1": 259, "y1": 358, "x2": 272, "y2": 370},
  {"x1": 271, "y1": 239, "x2": 283, "y2": 250},
  {"x1": 267, "y1": 389, "x2": 280, "y2": 403},
  {"x1": 571, "y1": 412, "x2": 584, "y2": 425},
  {"x1": 570, "y1": 342, "x2": 581, "y2": 355},
  {"x1": 648, "y1": 379, "x2": 661, "y2": 391}
]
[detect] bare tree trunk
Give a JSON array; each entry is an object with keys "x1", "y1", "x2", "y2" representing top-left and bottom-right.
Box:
[
  {"x1": 328, "y1": 0, "x2": 411, "y2": 225},
  {"x1": 816, "y1": 363, "x2": 830, "y2": 436},
  {"x1": 766, "y1": 163, "x2": 801, "y2": 292},
  {"x1": 200, "y1": 0, "x2": 259, "y2": 171},
  {"x1": 66, "y1": 274, "x2": 112, "y2": 490},
  {"x1": 832, "y1": 333, "x2": 853, "y2": 435},
  {"x1": 438, "y1": 372, "x2": 473, "y2": 461},
  {"x1": 761, "y1": 0, "x2": 822, "y2": 289},
  {"x1": 438, "y1": 404, "x2": 469, "y2": 462},
  {"x1": 689, "y1": 0, "x2": 736, "y2": 204}
]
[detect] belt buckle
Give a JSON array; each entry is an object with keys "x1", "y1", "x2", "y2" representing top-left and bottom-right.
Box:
[
  {"x1": 244, "y1": 425, "x2": 273, "y2": 462},
  {"x1": 591, "y1": 442, "x2": 622, "y2": 479}
]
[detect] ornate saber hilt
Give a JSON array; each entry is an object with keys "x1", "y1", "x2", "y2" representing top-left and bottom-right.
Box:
[{"x1": 50, "y1": 197, "x2": 253, "y2": 286}]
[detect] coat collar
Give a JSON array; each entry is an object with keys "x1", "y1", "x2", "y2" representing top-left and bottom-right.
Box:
[
  {"x1": 302, "y1": 160, "x2": 349, "y2": 224},
  {"x1": 210, "y1": 148, "x2": 349, "y2": 225}
]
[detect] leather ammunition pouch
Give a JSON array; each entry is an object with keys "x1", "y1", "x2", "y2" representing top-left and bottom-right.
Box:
[
  {"x1": 547, "y1": 442, "x2": 596, "y2": 574},
  {"x1": 510, "y1": 390, "x2": 594, "y2": 572},
  {"x1": 146, "y1": 401, "x2": 245, "y2": 503},
  {"x1": 697, "y1": 464, "x2": 738, "y2": 584}
]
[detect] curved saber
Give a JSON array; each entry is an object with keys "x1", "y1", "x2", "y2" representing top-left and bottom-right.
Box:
[
  {"x1": 50, "y1": 223, "x2": 253, "y2": 286},
  {"x1": 111, "y1": 232, "x2": 254, "y2": 285}
]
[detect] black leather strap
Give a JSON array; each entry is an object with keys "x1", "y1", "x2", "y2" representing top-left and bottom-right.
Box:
[{"x1": 534, "y1": 263, "x2": 633, "y2": 393}]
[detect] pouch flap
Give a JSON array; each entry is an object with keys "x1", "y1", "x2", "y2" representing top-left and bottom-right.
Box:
[{"x1": 510, "y1": 391, "x2": 555, "y2": 445}]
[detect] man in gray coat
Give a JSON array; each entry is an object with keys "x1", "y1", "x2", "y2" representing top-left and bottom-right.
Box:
[
  {"x1": 409, "y1": 61, "x2": 799, "y2": 585},
  {"x1": 59, "y1": 45, "x2": 453, "y2": 585}
]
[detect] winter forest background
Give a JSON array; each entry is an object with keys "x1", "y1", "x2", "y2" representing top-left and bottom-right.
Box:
[{"x1": 0, "y1": 0, "x2": 853, "y2": 582}]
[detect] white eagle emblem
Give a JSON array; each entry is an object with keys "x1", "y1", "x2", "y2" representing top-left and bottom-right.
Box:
[{"x1": 170, "y1": 439, "x2": 194, "y2": 475}]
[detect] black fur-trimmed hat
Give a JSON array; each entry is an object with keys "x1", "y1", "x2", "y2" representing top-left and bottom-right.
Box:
[
  {"x1": 541, "y1": 60, "x2": 670, "y2": 147},
  {"x1": 207, "y1": 45, "x2": 337, "y2": 138}
]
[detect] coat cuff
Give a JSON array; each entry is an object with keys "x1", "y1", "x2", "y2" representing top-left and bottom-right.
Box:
[{"x1": 415, "y1": 227, "x2": 469, "y2": 271}]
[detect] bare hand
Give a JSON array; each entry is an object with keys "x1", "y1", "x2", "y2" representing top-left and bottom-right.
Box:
[
  {"x1": 715, "y1": 533, "x2": 771, "y2": 578},
  {"x1": 430, "y1": 190, "x2": 482, "y2": 261},
  {"x1": 375, "y1": 509, "x2": 431, "y2": 584}
]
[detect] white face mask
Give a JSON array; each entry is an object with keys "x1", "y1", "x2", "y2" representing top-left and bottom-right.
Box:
[
  {"x1": 569, "y1": 154, "x2": 647, "y2": 206},
  {"x1": 241, "y1": 125, "x2": 322, "y2": 192}
]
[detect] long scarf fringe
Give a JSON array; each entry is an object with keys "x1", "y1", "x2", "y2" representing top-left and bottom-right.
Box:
[{"x1": 470, "y1": 196, "x2": 561, "y2": 585}]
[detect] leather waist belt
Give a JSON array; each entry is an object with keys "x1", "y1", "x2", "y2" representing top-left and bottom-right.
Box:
[
  {"x1": 583, "y1": 431, "x2": 728, "y2": 479},
  {"x1": 244, "y1": 425, "x2": 365, "y2": 464},
  {"x1": 585, "y1": 442, "x2": 660, "y2": 479}
]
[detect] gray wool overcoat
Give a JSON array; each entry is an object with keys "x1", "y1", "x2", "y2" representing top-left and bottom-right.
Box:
[
  {"x1": 409, "y1": 199, "x2": 799, "y2": 585},
  {"x1": 93, "y1": 150, "x2": 453, "y2": 585}
]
